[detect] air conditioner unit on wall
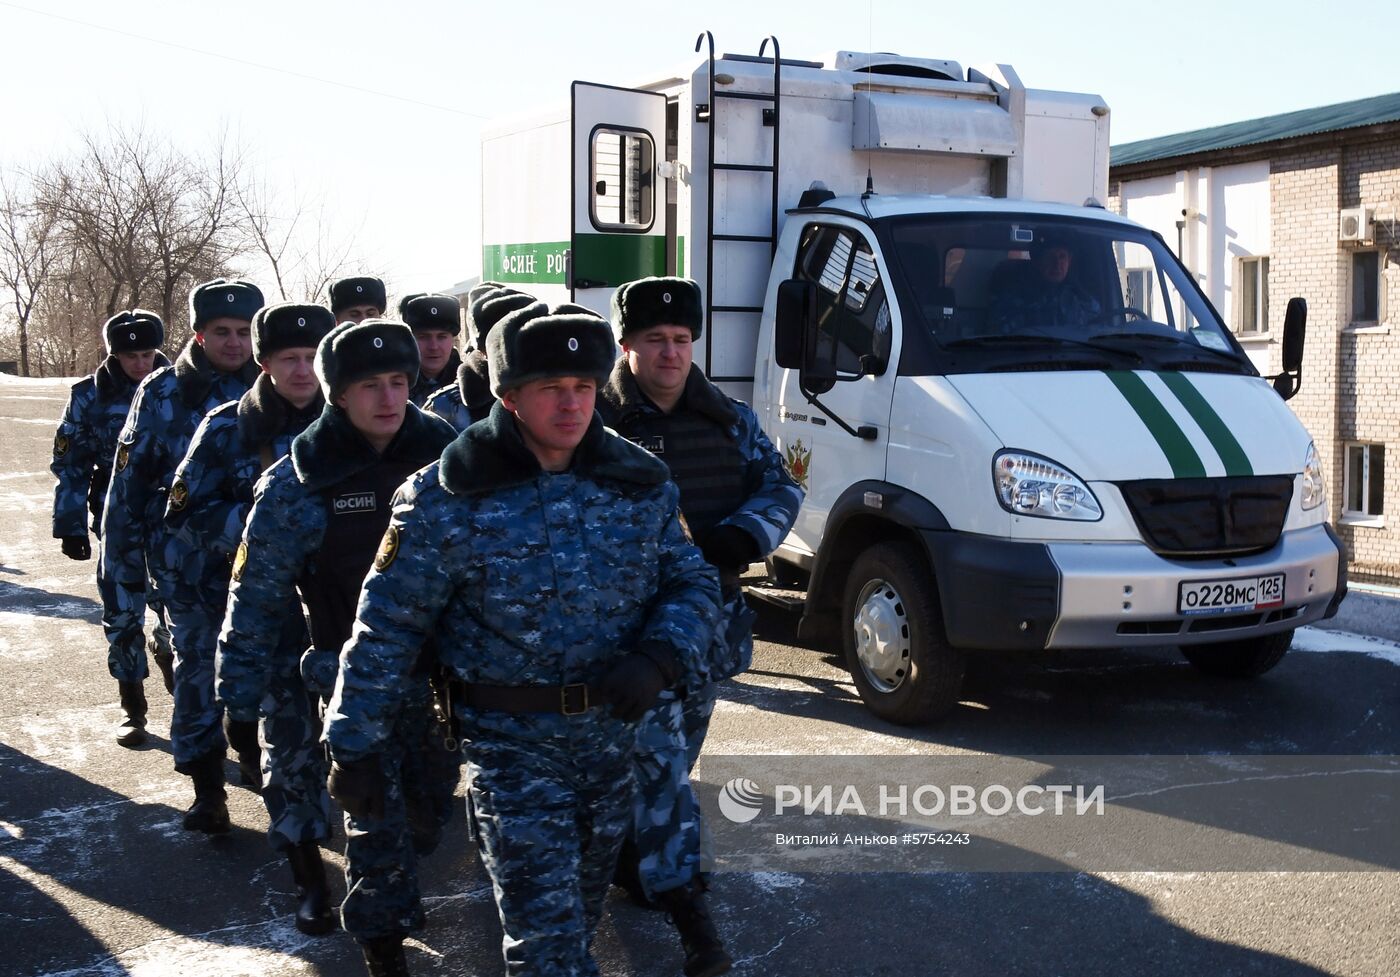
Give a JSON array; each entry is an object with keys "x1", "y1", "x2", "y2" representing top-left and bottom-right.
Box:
[{"x1": 1340, "y1": 206, "x2": 1373, "y2": 242}]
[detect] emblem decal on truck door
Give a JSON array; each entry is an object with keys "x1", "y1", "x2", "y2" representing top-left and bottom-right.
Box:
[{"x1": 784, "y1": 439, "x2": 811, "y2": 491}]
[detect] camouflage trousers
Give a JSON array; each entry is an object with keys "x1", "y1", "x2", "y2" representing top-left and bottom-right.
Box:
[
  {"x1": 631, "y1": 683, "x2": 718, "y2": 898},
  {"x1": 466, "y1": 723, "x2": 635, "y2": 977},
  {"x1": 165, "y1": 586, "x2": 227, "y2": 770},
  {"x1": 259, "y1": 668, "x2": 332, "y2": 851},
  {"x1": 341, "y1": 687, "x2": 461, "y2": 941},
  {"x1": 97, "y1": 546, "x2": 172, "y2": 683}
]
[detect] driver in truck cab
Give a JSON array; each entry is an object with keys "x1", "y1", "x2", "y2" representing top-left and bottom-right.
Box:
[{"x1": 988, "y1": 235, "x2": 1101, "y2": 332}]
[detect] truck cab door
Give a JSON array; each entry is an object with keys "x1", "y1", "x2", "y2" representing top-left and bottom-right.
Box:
[
  {"x1": 570, "y1": 82, "x2": 668, "y2": 317},
  {"x1": 769, "y1": 219, "x2": 897, "y2": 556}
]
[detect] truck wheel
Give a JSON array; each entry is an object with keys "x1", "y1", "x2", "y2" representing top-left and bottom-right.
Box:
[
  {"x1": 843, "y1": 541, "x2": 965, "y2": 724},
  {"x1": 1180, "y1": 630, "x2": 1294, "y2": 678}
]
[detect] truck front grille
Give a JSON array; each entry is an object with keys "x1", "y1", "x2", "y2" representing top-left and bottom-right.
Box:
[{"x1": 1116, "y1": 475, "x2": 1295, "y2": 558}]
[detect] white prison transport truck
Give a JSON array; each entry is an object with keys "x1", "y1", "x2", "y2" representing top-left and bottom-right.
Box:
[{"x1": 481, "y1": 35, "x2": 1346, "y2": 724}]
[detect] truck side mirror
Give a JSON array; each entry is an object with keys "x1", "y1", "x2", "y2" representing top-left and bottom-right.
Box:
[
  {"x1": 775, "y1": 279, "x2": 814, "y2": 370},
  {"x1": 1274, "y1": 297, "x2": 1306, "y2": 400}
]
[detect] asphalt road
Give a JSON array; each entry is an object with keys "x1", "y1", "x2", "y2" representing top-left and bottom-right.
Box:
[{"x1": 2, "y1": 373, "x2": 1397, "y2": 977}]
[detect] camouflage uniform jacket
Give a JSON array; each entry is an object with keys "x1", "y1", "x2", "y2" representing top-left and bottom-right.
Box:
[
  {"x1": 423, "y1": 349, "x2": 493, "y2": 433},
  {"x1": 324, "y1": 402, "x2": 723, "y2": 762},
  {"x1": 165, "y1": 373, "x2": 323, "y2": 561},
  {"x1": 100, "y1": 340, "x2": 258, "y2": 634},
  {"x1": 216, "y1": 403, "x2": 456, "y2": 719},
  {"x1": 409, "y1": 347, "x2": 462, "y2": 407},
  {"x1": 597, "y1": 360, "x2": 804, "y2": 566},
  {"x1": 51, "y1": 352, "x2": 169, "y2": 539}
]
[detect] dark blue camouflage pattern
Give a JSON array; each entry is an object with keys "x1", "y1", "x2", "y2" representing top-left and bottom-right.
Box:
[
  {"x1": 325, "y1": 407, "x2": 721, "y2": 974},
  {"x1": 218, "y1": 404, "x2": 461, "y2": 938},
  {"x1": 99, "y1": 340, "x2": 255, "y2": 683}
]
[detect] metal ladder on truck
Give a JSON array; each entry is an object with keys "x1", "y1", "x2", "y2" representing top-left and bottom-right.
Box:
[{"x1": 694, "y1": 31, "x2": 782, "y2": 384}]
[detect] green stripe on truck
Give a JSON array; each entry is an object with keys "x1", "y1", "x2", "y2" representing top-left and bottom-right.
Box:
[
  {"x1": 481, "y1": 235, "x2": 670, "y2": 287},
  {"x1": 1103, "y1": 370, "x2": 1208, "y2": 478},
  {"x1": 1157, "y1": 371, "x2": 1254, "y2": 477}
]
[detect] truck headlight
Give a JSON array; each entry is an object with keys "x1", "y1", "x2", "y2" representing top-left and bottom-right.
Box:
[
  {"x1": 993, "y1": 450, "x2": 1102, "y2": 521},
  {"x1": 1301, "y1": 441, "x2": 1326, "y2": 510}
]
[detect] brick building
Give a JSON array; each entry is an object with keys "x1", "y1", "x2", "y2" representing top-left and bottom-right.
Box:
[{"x1": 1110, "y1": 93, "x2": 1400, "y2": 582}]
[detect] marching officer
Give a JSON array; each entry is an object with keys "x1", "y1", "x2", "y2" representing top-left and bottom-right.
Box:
[
  {"x1": 399, "y1": 292, "x2": 463, "y2": 406},
  {"x1": 165, "y1": 303, "x2": 334, "y2": 922},
  {"x1": 329, "y1": 276, "x2": 387, "y2": 325},
  {"x1": 99, "y1": 279, "x2": 263, "y2": 788},
  {"x1": 52, "y1": 310, "x2": 174, "y2": 745},
  {"x1": 599, "y1": 277, "x2": 803, "y2": 977},
  {"x1": 324, "y1": 302, "x2": 722, "y2": 977},
  {"x1": 424, "y1": 283, "x2": 535, "y2": 431},
  {"x1": 217, "y1": 319, "x2": 459, "y2": 974}
]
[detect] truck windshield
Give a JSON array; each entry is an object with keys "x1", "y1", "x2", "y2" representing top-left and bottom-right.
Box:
[{"x1": 883, "y1": 214, "x2": 1255, "y2": 377}]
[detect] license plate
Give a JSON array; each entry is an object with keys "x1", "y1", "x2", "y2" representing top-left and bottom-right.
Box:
[{"x1": 1178, "y1": 574, "x2": 1285, "y2": 616}]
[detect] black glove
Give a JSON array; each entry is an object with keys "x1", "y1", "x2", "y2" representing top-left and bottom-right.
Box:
[
  {"x1": 697, "y1": 525, "x2": 757, "y2": 572},
  {"x1": 61, "y1": 535, "x2": 92, "y2": 561},
  {"x1": 598, "y1": 643, "x2": 681, "y2": 722},
  {"x1": 328, "y1": 756, "x2": 387, "y2": 821}
]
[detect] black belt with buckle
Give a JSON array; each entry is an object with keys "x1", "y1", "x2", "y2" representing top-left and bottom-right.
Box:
[{"x1": 458, "y1": 681, "x2": 602, "y2": 716}]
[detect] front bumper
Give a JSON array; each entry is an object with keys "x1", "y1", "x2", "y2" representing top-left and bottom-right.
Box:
[{"x1": 925, "y1": 523, "x2": 1343, "y2": 651}]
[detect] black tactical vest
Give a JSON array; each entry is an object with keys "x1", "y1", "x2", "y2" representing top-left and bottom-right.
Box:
[
  {"x1": 618, "y1": 407, "x2": 746, "y2": 538},
  {"x1": 299, "y1": 459, "x2": 422, "y2": 656}
]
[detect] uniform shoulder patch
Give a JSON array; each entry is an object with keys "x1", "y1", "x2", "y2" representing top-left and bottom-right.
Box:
[
  {"x1": 115, "y1": 442, "x2": 131, "y2": 472},
  {"x1": 168, "y1": 479, "x2": 189, "y2": 511},
  {"x1": 231, "y1": 541, "x2": 248, "y2": 582},
  {"x1": 374, "y1": 525, "x2": 400, "y2": 571},
  {"x1": 54, "y1": 434, "x2": 70, "y2": 458}
]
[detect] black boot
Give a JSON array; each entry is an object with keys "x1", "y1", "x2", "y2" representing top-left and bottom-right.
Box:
[
  {"x1": 223, "y1": 715, "x2": 262, "y2": 791},
  {"x1": 360, "y1": 934, "x2": 409, "y2": 977},
  {"x1": 115, "y1": 682, "x2": 148, "y2": 748},
  {"x1": 181, "y1": 750, "x2": 230, "y2": 834},
  {"x1": 150, "y1": 643, "x2": 175, "y2": 696},
  {"x1": 658, "y1": 879, "x2": 732, "y2": 977},
  {"x1": 285, "y1": 841, "x2": 336, "y2": 935},
  {"x1": 612, "y1": 837, "x2": 661, "y2": 909}
]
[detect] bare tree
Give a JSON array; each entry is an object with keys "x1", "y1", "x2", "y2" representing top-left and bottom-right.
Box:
[
  {"x1": 0, "y1": 174, "x2": 60, "y2": 376},
  {"x1": 234, "y1": 175, "x2": 361, "y2": 303}
]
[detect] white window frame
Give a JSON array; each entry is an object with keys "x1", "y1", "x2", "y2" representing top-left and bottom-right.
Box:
[
  {"x1": 1342, "y1": 441, "x2": 1386, "y2": 527},
  {"x1": 1234, "y1": 255, "x2": 1269, "y2": 335},
  {"x1": 1349, "y1": 250, "x2": 1383, "y2": 327}
]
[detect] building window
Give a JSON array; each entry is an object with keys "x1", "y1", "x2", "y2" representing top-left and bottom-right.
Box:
[
  {"x1": 1236, "y1": 255, "x2": 1269, "y2": 334},
  {"x1": 1125, "y1": 268, "x2": 1155, "y2": 318},
  {"x1": 1351, "y1": 251, "x2": 1381, "y2": 324},
  {"x1": 1344, "y1": 442, "x2": 1385, "y2": 522}
]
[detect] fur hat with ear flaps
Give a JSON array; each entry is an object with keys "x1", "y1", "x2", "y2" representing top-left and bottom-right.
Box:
[
  {"x1": 104, "y1": 309, "x2": 165, "y2": 354},
  {"x1": 398, "y1": 292, "x2": 462, "y2": 336},
  {"x1": 327, "y1": 276, "x2": 387, "y2": 317},
  {"x1": 468, "y1": 287, "x2": 535, "y2": 353},
  {"x1": 190, "y1": 279, "x2": 263, "y2": 332},
  {"x1": 486, "y1": 302, "x2": 615, "y2": 397},
  {"x1": 610, "y1": 276, "x2": 703, "y2": 343},
  {"x1": 314, "y1": 318, "x2": 420, "y2": 400},
  {"x1": 252, "y1": 303, "x2": 336, "y2": 364}
]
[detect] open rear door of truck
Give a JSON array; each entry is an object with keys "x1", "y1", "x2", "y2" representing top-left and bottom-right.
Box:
[{"x1": 570, "y1": 81, "x2": 668, "y2": 317}]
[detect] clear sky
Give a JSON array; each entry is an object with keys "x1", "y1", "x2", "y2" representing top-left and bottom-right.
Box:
[{"x1": 2, "y1": 0, "x2": 1397, "y2": 298}]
